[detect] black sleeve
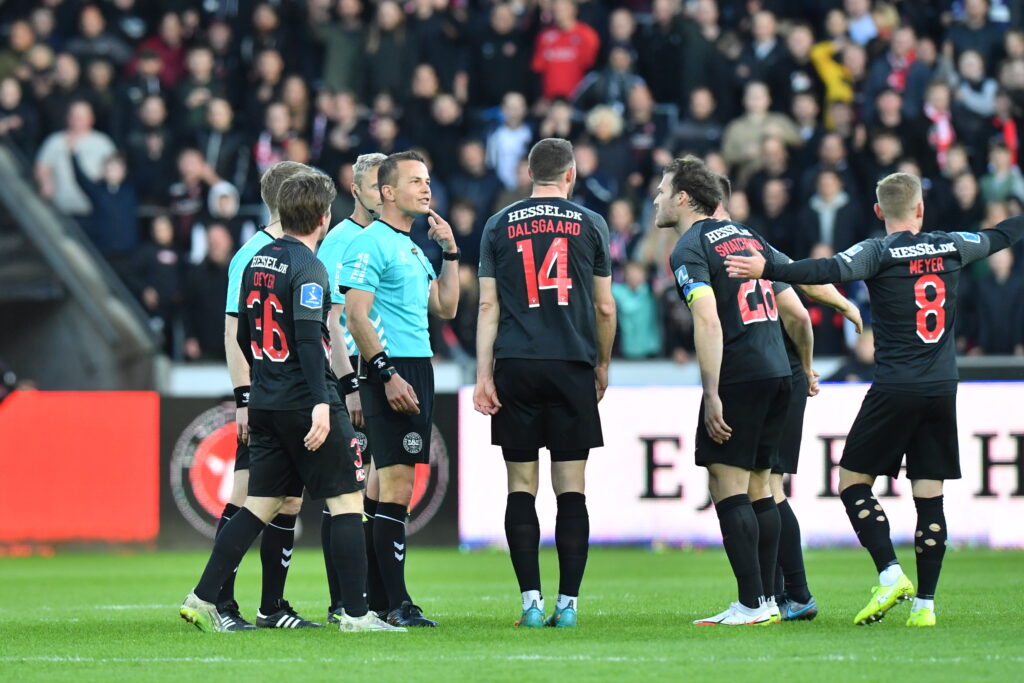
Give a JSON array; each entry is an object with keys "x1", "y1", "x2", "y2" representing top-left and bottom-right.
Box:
[
  {"x1": 763, "y1": 239, "x2": 883, "y2": 285},
  {"x1": 295, "y1": 319, "x2": 330, "y2": 405},
  {"x1": 70, "y1": 152, "x2": 102, "y2": 201},
  {"x1": 983, "y1": 214, "x2": 1024, "y2": 254},
  {"x1": 236, "y1": 306, "x2": 253, "y2": 366}
]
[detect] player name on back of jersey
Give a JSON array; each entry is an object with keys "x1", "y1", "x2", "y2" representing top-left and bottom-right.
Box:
[
  {"x1": 250, "y1": 254, "x2": 289, "y2": 273},
  {"x1": 505, "y1": 203, "x2": 584, "y2": 239}
]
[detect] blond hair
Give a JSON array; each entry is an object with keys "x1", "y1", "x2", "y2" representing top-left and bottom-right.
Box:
[
  {"x1": 875, "y1": 172, "x2": 921, "y2": 220},
  {"x1": 260, "y1": 161, "x2": 311, "y2": 214}
]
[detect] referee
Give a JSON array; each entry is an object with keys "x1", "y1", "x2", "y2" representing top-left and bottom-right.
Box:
[
  {"x1": 474, "y1": 138, "x2": 616, "y2": 628},
  {"x1": 341, "y1": 150, "x2": 459, "y2": 627}
]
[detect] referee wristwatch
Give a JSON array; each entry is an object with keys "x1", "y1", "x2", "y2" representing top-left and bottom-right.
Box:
[
  {"x1": 442, "y1": 249, "x2": 461, "y2": 261},
  {"x1": 379, "y1": 366, "x2": 397, "y2": 383}
]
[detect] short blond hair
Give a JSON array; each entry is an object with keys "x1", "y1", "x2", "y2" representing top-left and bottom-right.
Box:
[
  {"x1": 260, "y1": 161, "x2": 311, "y2": 214},
  {"x1": 876, "y1": 172, "x2": 921, "y2": 220}
]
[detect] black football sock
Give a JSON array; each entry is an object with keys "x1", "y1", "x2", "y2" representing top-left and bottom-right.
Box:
[
  {"x1": 373, "y1": 502, "x2": 411, "y2": 610},
  {"x1": 258, "y1": 513, "x2": 295, "y2": 614},
  {"x1": 195, "y1": 507, "x2": 265, "y2": 604},
  {"x1": 363, "y1": 497, "x2": 388, "y2": 613},
  {"x1": 331, "y1": 512, "x2": 369, "y2": 618},
  {"x1": 321, "y1": 505, "x2": 341, "y2": 610},
  {"x1": 555, "y1": 492, "x2": 589, "y2": 597},
  {"x1": 774, "y1": 563, "x2": 785, "y2": 601},
  {"x1": 714, "y1": 494, "x2": 763, "y2": 609},
  {"x1": 840, "y1": 484, "x2": 898, "y2": 573},
  {"x1": 505, "y1": 492, "x2": 541, "y2": 593},
  {"x1": 913, "y1": 496, "x2": 947, "y2": 600},
  {"x1": 752, "y1": 497, "x2": 780, "y2": 604},
  {"x1": 777, "y1": 499, "x2": 811, "y2": 603},
  {"x1": 215, "y1": 503, "x2": 240, "y2": 606}
]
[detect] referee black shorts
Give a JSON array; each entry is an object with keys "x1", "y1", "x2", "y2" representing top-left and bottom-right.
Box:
[
  {"x1": 695, "y1": 376, "x2": 791, "y2": 471},
  {"x1": 772, "y1": 371, "x2": 809, "y2": 475},
  {"x1": 361, "y1": 357, "x2": 433, "y2": 468},
  {"x1": 840, "y1": 387, "x2": 960, "y2": 480},
  {"x1": 491, "y1": 358, "x2": 603, "y2": 452},
  {"x1": 247, "y1": 405, "x2": 366, "y2": 499}
]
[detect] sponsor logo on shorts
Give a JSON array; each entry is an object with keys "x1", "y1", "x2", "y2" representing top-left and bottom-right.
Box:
[
  {"x1": 354, "y1": 431, "x2": 368, "y2": 452},
  {"x1": 403, "y1": 432, "x2": 423, "y2": 454}
]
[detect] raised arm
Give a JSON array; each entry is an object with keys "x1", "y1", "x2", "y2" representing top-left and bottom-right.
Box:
[
  {"x1": 427, "y1": 209, "x2": 460, "y2": 319},
  {"x1": 725, "y1": 240, "x2": 883, "y2": 285}
]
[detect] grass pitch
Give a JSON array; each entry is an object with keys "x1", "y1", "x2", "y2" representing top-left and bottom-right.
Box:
[{"x1": 1, "y1": 547, "x2": 1022, "y2": 682}]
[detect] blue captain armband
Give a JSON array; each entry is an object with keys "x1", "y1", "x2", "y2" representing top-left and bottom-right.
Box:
[{"x1": 683, "y1": 282, "x2": 712, "y2": 307}]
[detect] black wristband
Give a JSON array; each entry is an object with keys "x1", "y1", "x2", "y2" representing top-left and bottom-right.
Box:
[
  {"x1": 369, "y1": 351, "x2": 391, "y2": 373},
  {"x1": 442, "y1": 249, "x2": 461, "y2": 261},
  {"x1": 233, "y1": 386, "x2": 250, "y2": 408},
  {"x1": 340, "y1": 372, "x2": 359, "y2": 395}
]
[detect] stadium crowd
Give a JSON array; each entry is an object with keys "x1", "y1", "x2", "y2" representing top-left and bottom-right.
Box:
[{"x1": 2, "y1": 0, "x2": 1024, "y2": 364}]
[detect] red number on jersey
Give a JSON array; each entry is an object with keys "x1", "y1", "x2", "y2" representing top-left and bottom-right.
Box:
[
  {"x1": 737, "y1": 279, "x2": 778, "y2": 324},
  {"x1": 516, "y1": 238, "x2": 573, "y2": 308},
  {"x1": 914, "y1": 274, "x2": 946, "y2": 343},
  {"x1": 245, "y1": 291, "x2": 290, "y2": 361}
]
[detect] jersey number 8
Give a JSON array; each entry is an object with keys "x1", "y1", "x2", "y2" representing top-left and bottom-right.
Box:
[
  {"x1": 914, "y1": 274, "x2": 946, "y2": 344},
  {"x1": 517, "y1": 238, "x2": 573, "y2": 308},
  {"x1": 246, "y1": 291, "x2": 290, "y2": 361}
]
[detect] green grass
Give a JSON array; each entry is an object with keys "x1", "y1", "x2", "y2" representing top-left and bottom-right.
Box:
[{"x1": 1, "y1": 547, "x2": 1022, "y2": 682}]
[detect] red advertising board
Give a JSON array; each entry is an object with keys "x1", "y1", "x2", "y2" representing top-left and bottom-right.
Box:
[{"x1": 0, "y1": 391, "x2": 160, "y2": 543}]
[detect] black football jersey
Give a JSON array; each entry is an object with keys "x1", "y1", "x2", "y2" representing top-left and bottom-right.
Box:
[
  {"x1": 670, "y1": 218, "x2": 791, "y2": 386},
  {"x1": 478, "y1": 198, "x2": 611, "y2": 365},
  {"x1": 239, "y1": 236, "x2": 341, "y2": 410},
  {"x1": 764, "y1": 229, "x2": 997, "y2": 393}
]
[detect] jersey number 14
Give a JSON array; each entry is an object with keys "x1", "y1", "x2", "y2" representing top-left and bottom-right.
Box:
[{"x1": 517, "y1": 238, "x2": 573, "y2": 308}]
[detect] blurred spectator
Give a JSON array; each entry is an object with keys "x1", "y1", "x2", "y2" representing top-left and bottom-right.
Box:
[
  {"x1": 571, "y1": 141, "x2": 615, "y2": 216},
  {"x1": 134, "y1": 214, "x2": 184, "y2": 356},
  {"x1": 612, "y1": 261, "x2": 660, "y2": 359},
  {"x1": 624, "y1": 84, "x2": 668, "y2": 186},
  {"x1": 790, "y1": 92, "x2": 825, "y2": 169},
  {"x1": 244, "y1": 48, "x2": 285, "y2": 137},
  {"x1": 175, "y1": 45, "x2": 225, "y2": 138},
  {"x1": 449, "y1": 198, "x2": 481, "y2": 267},
  {"x1": 83, "y1": 59, "x2": 117, "y2": 138},
  {"x1": 471, "y1": 2, "x2": 532, "y2": 108},
  {"x1": 65, "y1": 4, "x2": 133, "y2": 67},
  {"x1": 736, "y1": 10, "x2": 788, "y2": 102},
  {"x1": 253, "y1": 101, "x2": 296, "y2": 176},
  {"x1": 659, "y1": 86, "x2": 722, "y2": 158},
  {"x1": 943, "y1": 0, "x2": 1006, "y2": 69},
  {"x1": 134, "y1": 11, "x2": 187, "y2": 88},
  {"x1": 0, "y1": 76, "x2": 38, "y2": 157},
  {"x1": 38, "y1": 52, "x2": 89, "y2": 138},
  {"x1": 868, "y1": 88, "x2": 928, "y2": 165},
  {"x1": 827, "y1": 328, "x2": 876, "y2": 382},
  {"x1": 449, "y1": 140, "x2": 501, "y2": 223},
  {"x1": 167, "y1": 147, "x2": 220, "y2": 252},
  {"x1": 410, "y1": 0, "x2": 468, "y2": 95},
  {"x1": 574, "y1": 42, "x2": 645, "y2": 114},
  {"x1": 0, "y1": 19, "x2": 35, "y2": 80},
  {"x1": 980, "y1": 140, "x2": 1024, "y2": 202},
  {"x1": 721, "y1": 81, "x2": 800, "y2": 180},
  {"x1": 746, "y1": 136, "x2": 797, "y2": 216},
  {"x1": 532, "y1": 0, "x2": 600, "y2": 100},
  {"x1": 184, "y1": 223, "x2": 233, "y2": 361},
  {"x1": 331, "y1": 162, "x2": 356, "y2": 220},
  {"x1": 194, "y1": 98, "x2": 249, "y2": 196},
  {"x1": 125, "y1": 95, "x2": 177, "y2": 204},
  {"x1": 312, "y1": 0, "x2": 367, "y2": 97},
  {"x1": 586, "y1": 105, "x2": 632, "y2": 189},
  {"x1": 239, "y1": 2, "x2": 288, "y2": 71},
  {"x1": 493, "y1": 159, "x2": 532, "y2": 212},
  {"x1": 70, "y1": 146, "x2": 137, "y2": 261},
  {"x1": 950, "y1": 171, "x2": 986, "y2": 230},
  {"x1": 955, "y1": 49, "x2": 998, "y2": 120},
  {"x1": 486, "y1": 92, "x2": 532, "y2": 190},
  {"x1": 281, "y1": 75, "x2": 311, "y2": 137},
  {"x1": 777, "y1": 22, "x2": 825, "y2": 114},
  {"x1": 34, "y1": 99, "x2": 116, "y2": 226},
  {"x1": 365, "y1": 0, "x2": 418, "y2": 103},
  {"x1": 864, "y1": 26, "x2": 931, "y2": 123},
  {"x1": 637, "y1": 0, "x2": 690, "y2": 108},
  {"x1": 845, "y1": 0, "x2": 878, "y2": 46},
  {"x1": 108, "y1": 0, "x2": 149, "y2": 45},
  {"x1": 810, "y1": 37, "x2": 868, "y2": 129},
  {"x1": 797, "y1": 169, "x2": 862, "y2": 257},
  {"x1": 799, "y1": 132, "x2": 859, "y2": 204},
  {"x1": 970, "y1": 248, "x2": 1024, "y2": 355},
  {"x1": 750, "y1": 178, "x2": 798, "y2": 256},
  {"x1": 606, "y1": 198, "x2": 641, "y2": 281},
  {"x1": 195, "y1": 180, "x2": 253, "y2": 255},
  {"x1": 318, "y1": 90, "x2": 367, "y2": 173},
  {"x1": 537, "y1": 98, "x2": 580, "y2": 140}
]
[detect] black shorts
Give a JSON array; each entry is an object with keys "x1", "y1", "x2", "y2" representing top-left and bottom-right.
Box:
[
  {"x1": 247, "y1": 405, "x2": 366, "y2": 499},
  {"x1": 491, "y1": 358, "x2": 603, "y2": 451},
  {"x1": 695, "y1": 376, "x2": 791, "y2": 471},
  {"x1": 501, "y1": 447, "x2": 590, "y2": 463},
  {"x1": 840, "y1": 388, "x2": 960, "y2": 480},
  {"x1": 361, "y1": 357, "x2": 433, "y2": 468},
  {"x1": 773, "y1": 371, "x2": 808, "y2": 475},
  {"x1": 234, "y1": 440, "x2": 250, "y2": 471},
  {"x1": 347, "y1": 355, "x2": 372, "y2": 461}
]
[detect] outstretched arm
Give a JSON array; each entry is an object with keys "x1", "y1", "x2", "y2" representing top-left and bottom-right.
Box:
[{"x1": 795, "y1": 283, "x2": 863, "y2": 334}]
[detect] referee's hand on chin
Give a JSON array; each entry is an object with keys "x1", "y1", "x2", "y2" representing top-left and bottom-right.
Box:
[{"x1": 386, "y1": 373, "x2": 421, "y2": 415}]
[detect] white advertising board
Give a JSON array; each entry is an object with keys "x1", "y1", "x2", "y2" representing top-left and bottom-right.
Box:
[{"x1": 458, "y1": 383, "x2": 1024, "y2": 548}]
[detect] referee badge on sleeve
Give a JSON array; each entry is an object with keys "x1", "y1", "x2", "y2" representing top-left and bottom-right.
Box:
[{"x1": 300, "y1": 283, "x2": 324, "y2": 309}]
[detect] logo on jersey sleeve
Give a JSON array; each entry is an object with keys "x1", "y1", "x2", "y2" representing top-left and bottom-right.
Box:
[
  {"x1": 952, "y1": 231, "x2": 981, "y2": 243},
  {"x1": 675, "y1": 265, "x2": 690, "y2": 288},
  {"x1": 840, "y1": 244, "x2": 863, "y2": 263},
  {"x1": 300, "y1": 283, "x2": 324, "y2": 309}
]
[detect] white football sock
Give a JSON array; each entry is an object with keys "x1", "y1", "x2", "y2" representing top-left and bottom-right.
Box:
[
  {"x1": 522, "y1": 590, "x2": 543, "y2": 612},
  {"x1": 556, "y1": 594, "x2": 576, "y2": 611},
  {"x1": 879, "y1": 563, "x2": 903, "y2": 586},
  {"x1": 912, "y1": 597, "x2": 934, "y2": 611}
]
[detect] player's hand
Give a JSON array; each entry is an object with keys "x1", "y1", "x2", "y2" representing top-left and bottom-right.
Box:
[
  {"x1": 385, "y1": 373, "x2": 420, "y2": 415},
  {"x1": 427, "y1": 209, "x2": 456, "y2": 254},
  {"x1": 806, "y1": 368, "x2": 821, "y2": 397},
  {"x1": 703, "y1": 392, "x2": 732, "y2": 444},
  {"x1": 841, "y1": 301, "x2": 863, "y2": 334},
  {"x1": 473, "y1": 376, "x2": 502, "y2": 415},
  {"x1": 724, "y1": 251, "x2": 766, "y2": 279},
  {"x1": 304, "y1": 403, "x2": 331, "y2": 451},
  {"x1": 236, "y1": 406, "x2": 249, "y2": 445},
  {"x1": 346, "y1": 390, "x2": 364, "y2": 428},
  {"x1": 594, "y1": 365, "x2": 609, "y2": 403}
]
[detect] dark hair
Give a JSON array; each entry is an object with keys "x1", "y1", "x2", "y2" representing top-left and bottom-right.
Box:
[
  {"x1": 716, "y1": 174, "x2": 732, "y2": 205},
  {"x1": 664, "y1": 155, "x2": 722, "y2": 216},
  {"x1": 528, "y1": 138, "x2": 575, "y2": 184},
  {"x1": 377, "y1": 150, "x2": 426, "y2": 195},
  {"x1": 278, "y1": 171, "x2": 336, "y2": 236}
]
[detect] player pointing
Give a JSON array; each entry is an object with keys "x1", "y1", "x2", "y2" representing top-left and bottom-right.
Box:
[{"x1": 725, "y1": 172, "x2": 1024, "y2": 627}]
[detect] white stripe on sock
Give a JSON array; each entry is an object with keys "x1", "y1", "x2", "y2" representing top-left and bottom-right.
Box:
[{"x1": 375, "y1": 514, "x2": 405, "y2": 525}]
